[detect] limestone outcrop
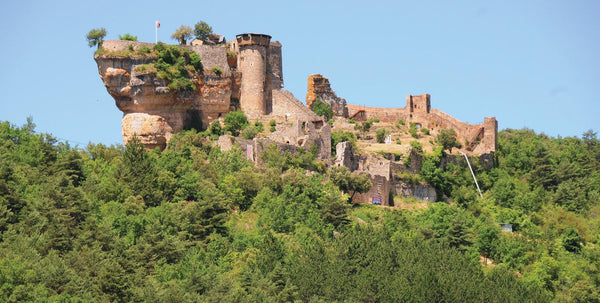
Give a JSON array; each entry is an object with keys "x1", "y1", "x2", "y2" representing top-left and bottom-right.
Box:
[{"x1": 95, "y1": 40, "x2": 231, "y2": 149}]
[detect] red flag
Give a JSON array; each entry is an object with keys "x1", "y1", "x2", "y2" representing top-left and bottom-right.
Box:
[{"x1": 156, "y1": 21, "x2": 160, "y2": 29}]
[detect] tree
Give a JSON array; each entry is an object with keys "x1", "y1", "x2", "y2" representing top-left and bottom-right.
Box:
[
  {"x1": 86, "y1": 28, "x2": 107, "y2": 48},
  {"x1": 354, "y1": 120, "x2": 373, "y2": 139},
  {"x1": 223, "y1": 110, "x2": 249, "y2": 136},
  {"x1": 311, "y1": 98, "x2": 333, "y2": 121},
  {"x1": 436, "y1": 128, "x2": 462, "y2": 152},
  {"x1": 193, "y1": 21, "x2": 213, "y2": 41},
  {"x1": 118, "y1": 33, "x2": 137, "y2": 41},
  {"x1": 328, "y1": 166, "x2": 372, "y2": 202},
  {"x1": 171, "y1": 25, "x2": 193, "y2": 45},
  {"x1": 375, "y1": 128, "x2": 390, "y2": 143}
]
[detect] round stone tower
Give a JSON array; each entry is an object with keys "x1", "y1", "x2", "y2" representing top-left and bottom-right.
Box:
[{"x1": 236, "y1": 33, "x2": 271, "y2": 119}]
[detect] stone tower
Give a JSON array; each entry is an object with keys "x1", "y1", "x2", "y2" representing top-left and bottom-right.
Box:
[
  {"x1": 407, "y1": 94, "x2": 431, "y2": 114},
  {"x1": 236, "y1": 33, "x2": 271, "y2": 119}
]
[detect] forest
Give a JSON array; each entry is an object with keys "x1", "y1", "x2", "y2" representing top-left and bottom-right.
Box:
[{"x1": 1, "y1": 118, "x2": 599, "y2": 302}]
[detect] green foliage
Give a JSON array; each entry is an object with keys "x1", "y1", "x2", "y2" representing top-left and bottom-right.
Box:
[
  {"x1": 354, "y1": 120, "x2": 373, "y2": 138},
  {"x1": 193, "y1": 21, "x2": 213, "y2": 41},
  {"x1": 208, "y1": 120, "x2": 223, "y2": 137},
  {"x1": 170, "y1": 25, "x2": 193, "y2": 45},
  {"x1": 1, "y1": 118, "x2": 598, "y2": 302},
  {"x1": 328, "y1": 166, "x2": 372, "y2": 202},
  {"x1": 436, "y1": 128, "x2": 462, "y2": 152},
  {"x1": 421, "y1": 127, "x2": 430, "y2": 135},
  {"x1": 210, "y1": 66, "x2": 223, "y2": 75},
  {"x1": 375, "y1": 127, "x2": 390, "y2": 143},
  {"x1": 397, "y1": 119, "x2": 405, "y2": 126},
  {"x1": 240, "y1": 125, "x2": 259, "y2": 140},
  {"x1": 152, "y1": 42, "x2": 203, "y2": 92},
  {"x1": 331, "y1": 130, "x2": 356, "y2": 155},
  {"x1": 86, "y1": 27, "x2": 106, "y2": 48},
  {"x1": 223, "y1": 110, "x2": 249, "y2": 136},
  {"x1": 409, "y1": 122, "x2": 419, "y2": 138},
  {"x1": 310, "y1": 98, "x2": 333, "y2": 121},
  {"x1": 118, "y1": 33, "x2": 138, "y2": 41}
]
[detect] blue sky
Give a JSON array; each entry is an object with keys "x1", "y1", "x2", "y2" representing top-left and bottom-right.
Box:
[{"x1": 0, "y1": 0, "x2": 598, "y2": 146}]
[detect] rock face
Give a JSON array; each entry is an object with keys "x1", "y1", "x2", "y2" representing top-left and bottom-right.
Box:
[{"x1": 95, "y1": 40, "x2": 232, "y2": 149}]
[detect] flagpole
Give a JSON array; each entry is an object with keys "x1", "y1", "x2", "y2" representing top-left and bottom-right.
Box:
[{"x1": 155, "y1": 22, "x2": 158, "y2": 43}]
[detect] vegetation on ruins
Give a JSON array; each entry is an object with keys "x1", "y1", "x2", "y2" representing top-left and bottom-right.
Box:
[
  {"x1": 153, "y1": 42, "x2": 203, "y2": 92},
  {"x1": 310, "y1": 98, "x2": 334, "y2": 121},
  {"x1": 118, "y1": 33, "x2": 138, "y2": 41},
  {"x1": 193, "y1": 21, "x2": 213, "y2": 41},
  {"x1": 375, "y1": 127, "x2": 391, "y2": 143},
  {"x1": 86, "y1": 27, "x2": 107, "y2": 48},
  {"x1": 223, "y1": 110, "x2": 249, "y2": 136},
  {"x1": 170, "y1": 25, "x2": 193, "y2": 45},
  {"x1": 1, "y1": 116, "x2": 600, "y2": 302},
  {"x1": 436, "y1": 128, "x2": 462, "y2": 152}
]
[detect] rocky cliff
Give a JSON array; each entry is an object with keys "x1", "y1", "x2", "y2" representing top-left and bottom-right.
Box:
[{"x1": 95, "y1": 40, "x2": 232, "y2": 149}]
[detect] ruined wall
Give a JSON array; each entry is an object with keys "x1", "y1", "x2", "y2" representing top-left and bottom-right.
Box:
[
  {"x1": 344, "y1": 93, "x2": 497, "y2": 154},
  {"x1": 306, "y1": 74, "x2": 348, "y2": 117},
  {"x1": 269, "y1": 119, "x2": 331, "y2": 160},
  {"x1": 346, "y1": 104, "x2": 407, "y2": 122}
]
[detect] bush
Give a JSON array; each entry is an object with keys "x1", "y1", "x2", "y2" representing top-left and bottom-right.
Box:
[
  {"x1": 223, "y1": 110, "x2": 249, "y2": 136},
  {"x1": 376, "y1": 128, "x2": 390, "y2": 143},
  {"x1": 311, "y1": 98, "x2": 333, "y2": 121},
  {"x1": 254, "y1": 122, "x2": 264, "y2": 133},
  {"x1": 211, "y1": 66, "x2": 223, "y2": 76},
  {"x1": 397, "y1": 119, "x2": 405, "y2": 126},
  {"x1": 119, "y1": 33, "x2": 138, "y2": 41},
  {"x1": 209, "y1": 120, "x2": 223, "y2": 136},
  {"x1": 410, "y1": 140, "x2": 423, "y2": 154},
  {"x1": 421, "y1": 128, "x2": 430, "y2": 135},
  {"x1": 331, "y1": 130, "x2": 357, "y2": 155},
  {"x1": 241, "y1": 125, "x2": 259, "y2": 140},
  {"x1": 152, "y1": 42, "x2": 203, "y2": 91},
  {"x1": 269, "y1": 119, "x2": 276, "y2": 127},
  {"x1": 409, "y1": 122, "x2": 419, "y2": 138}
]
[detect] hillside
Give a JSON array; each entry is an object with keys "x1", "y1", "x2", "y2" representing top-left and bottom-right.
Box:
[{"x1": 1, "y1": 118, "x2": 599, "y2": 302}]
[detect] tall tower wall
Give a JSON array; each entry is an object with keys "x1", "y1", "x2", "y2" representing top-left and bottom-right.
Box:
[{"x1": 236, "y1": 33, "x2": 271, "y2": 119}]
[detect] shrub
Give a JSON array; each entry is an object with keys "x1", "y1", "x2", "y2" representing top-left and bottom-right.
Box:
[
  {"x1": 311, "y1": 98, "x2": 333, "y2": 121},
  {"x1": 224, "y1": 110, "x2": 249, "y2": 136},
  {"x1": 331, "y1": 130, "x2": 357, "y2": 155},
  {"x1": 269, "y1": 119, "x2": 276, "y2": 127},
  {"x1": 398, "y1": 119, "x2": 405, "y2": 126},
  {"x1": 254, "y1": 121, "x2": 264, "y2": 133},
  {"x1": 241, "y1": 125, "x2": 259, "y2": 140},
  {"x1": 410, "y1": 140, "x2": 423, "y2": 154},
  {"x1": 376, "y1": 128, "x2": 390, "y2": 143},
  {"x1": 211, "y1": 66, "x2": 223, "y2": 76},
  {"x1": 421, "y1": 128, "x2": 430, "y2": 135},
  {"x1": 119, "y1": 33, "x2": 138, "y2": 41},
  {"x1": 348, "y1": 119, "x2": 356, "y2": 124},
  {"x1": 209, "y1": 120, "x2": 223, "y2": 136},
  {"x1": 409, "y1": 123, "x2": 418, "y2": 138},
  {"x1": 152, "y1": 42, "x2": 203, "y2": 91}
]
